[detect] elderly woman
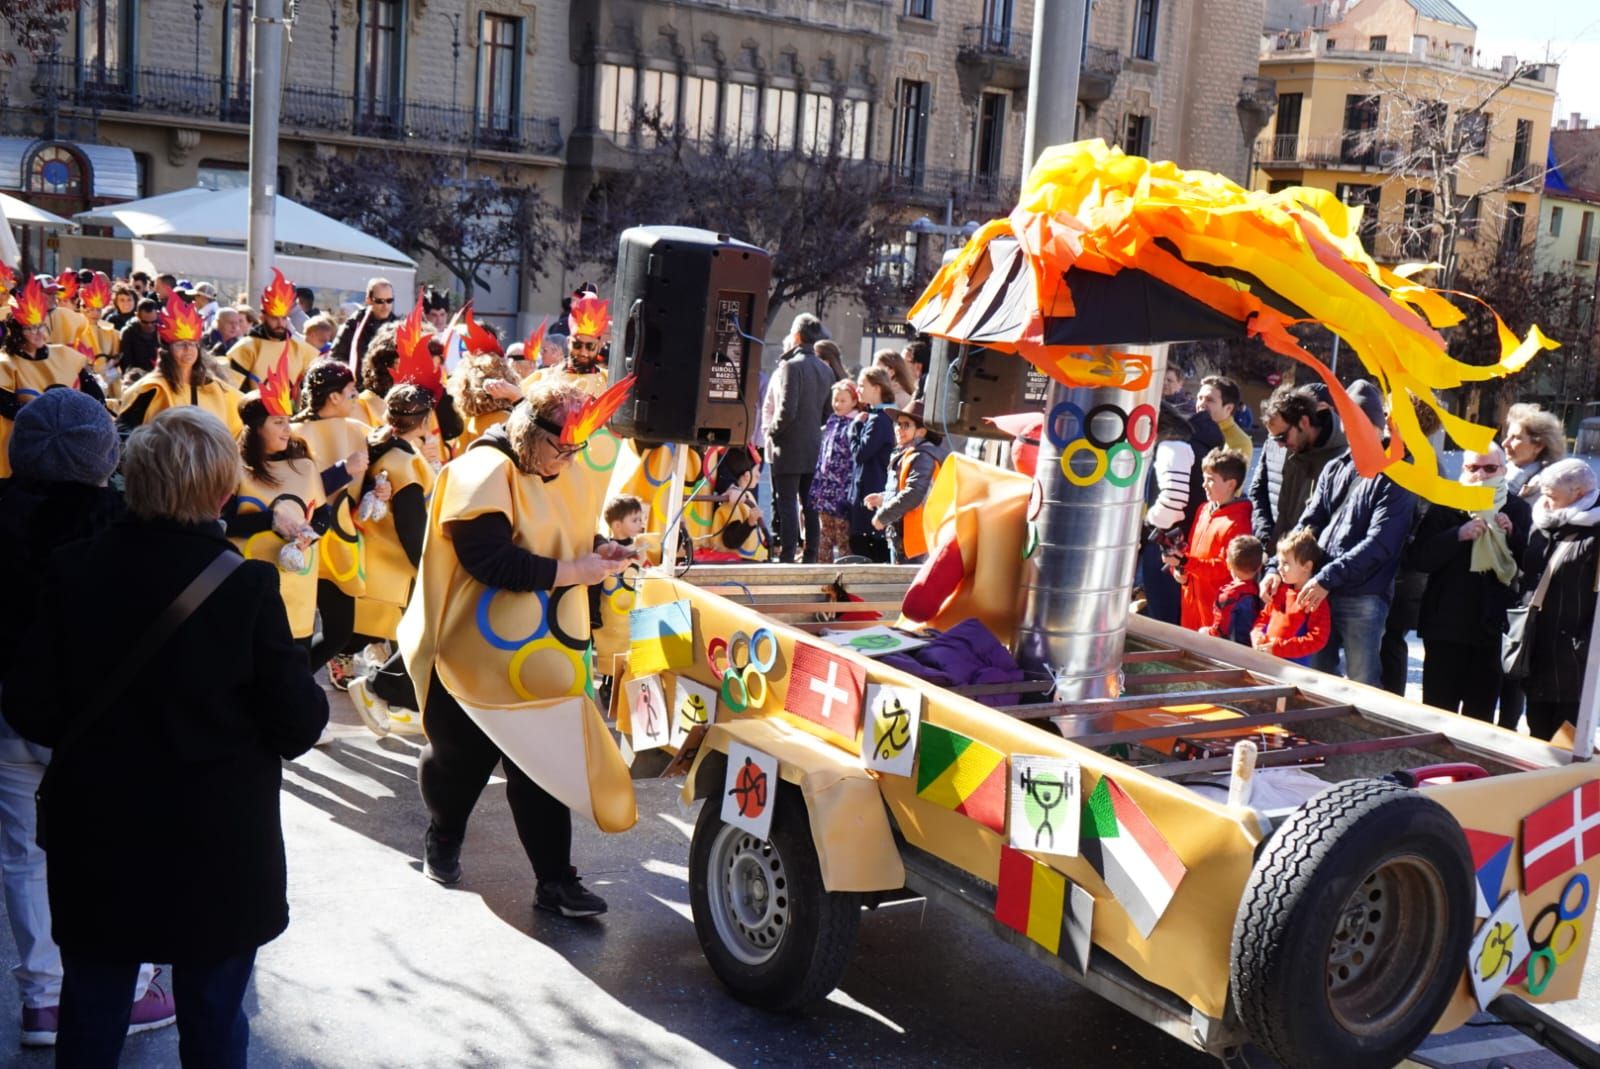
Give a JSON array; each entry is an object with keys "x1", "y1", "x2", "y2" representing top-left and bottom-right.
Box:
[
  {"x1": 399, "y1": 380, "x2": 639, "y2": 915},
  {"x1": 1503, "y1": 402, "x2": 1566, "y2": 499},
  {"x1": 1409, "y1": 444, "x2": 1531, "y2": 722},
  {"x1": 1515, "y1": 457, "x2": 1600, "y2": 740},
  {"x1": 3, "y1": 407, "x2": 326, "y2": 1066}
]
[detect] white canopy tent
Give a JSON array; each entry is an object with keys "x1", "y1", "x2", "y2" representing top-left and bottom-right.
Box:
[
  {"x1": 70, "y1": 186, "x2": 415, "y2": 305},
  {"x1": 0, "y1": 191, "x2": 75, "y2": 269}
]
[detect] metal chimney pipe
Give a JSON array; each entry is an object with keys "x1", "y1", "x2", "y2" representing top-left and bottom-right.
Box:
[{"x1": 1016, "y1": 344, "x2": 1169, "y2": 704}]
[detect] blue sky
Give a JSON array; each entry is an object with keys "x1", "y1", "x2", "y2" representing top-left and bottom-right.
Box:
[{"x1": 1472, "y1": 0, "x2": 1600, "y2": 121}]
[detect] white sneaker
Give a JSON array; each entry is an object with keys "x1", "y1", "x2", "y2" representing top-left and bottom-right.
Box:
[
  {"x1": 354, "y1": 641, "x2": 393, "y2": 674},
  {"x1": 348, "y1": 676, "x2": 392, "y2": 737},
  {"x1": 386, "y1": 707, "x2": 427, "y2": 736}
]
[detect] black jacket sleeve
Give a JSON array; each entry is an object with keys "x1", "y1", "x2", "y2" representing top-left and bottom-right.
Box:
[
  {"x1": 116, "y1": 388, "x2": 156, "y2": 432},
  {"x1": 321, "y1": 462, "x2": 354, "y2": 497},
  {"x1": 447, "y1": 513, "x2": 559, "y2": 592},
  {"x1": 221, "y1": 496, "x2": 277, "y2": 538},
  {"x1": 241, "y1": 561, "x2": 329, "y2": 758},
  {"x1": 0, "y1": 387, "x2": 19, "y2": 420},
  {"x1": 2, "y1": 558, "x2": 70, "y2": 745},
  {"x1": 392, "y1": 484, "x2": 427, "y2": 568},
  {"x1": 435, "y1": 391, "x2": 464, "y2": 443}
]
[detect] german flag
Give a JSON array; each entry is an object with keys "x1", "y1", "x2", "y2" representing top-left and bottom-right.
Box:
[
  {"x1": 994, "y1": 845, "x2": 1095, "y2": 971},
  {"x1": 915, "y1": 723, "x2": 1006, "y2": 834}
]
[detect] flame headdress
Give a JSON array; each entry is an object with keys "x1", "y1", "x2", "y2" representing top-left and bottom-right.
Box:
[
  {"x1": 524, "y1": 316, "x2": 549, "y2": 357},
  {"x1": 261, "y1": 268, "x2": 297, "y2": 318},
  {"x1": 12, "y1": 278, "x2": 49, "y2": 328},
  {"x1": 55, "y1": 270, "x2": 78, "y2": 301},
  {"x1": 568, "y1": 294, "x2": 610, "y2": 339},
  {"x1": 455, "y1": 303, "x2": 502, "y2": 357},
  {"x1": 260, "y1": 345, "x2": 296, "y2": 419},
  {"x1": 393, "y1": 295, "x2": 443, "y2": 399},
  {"x1": 158, "y1": 292, "x2": 204, "y2": 345},
  {"x1": 0, "y1": 263, "x2": 16, "y2": 295},
  {"x1": 539, "y1": 375, "x2": 635, "y2": 448},
  {"x1": 80, "y1": 272, "x2": 112, "y2": 312}
]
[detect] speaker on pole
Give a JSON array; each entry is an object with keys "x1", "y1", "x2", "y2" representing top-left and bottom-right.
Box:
[
  {"x1": 923, "y1": 337, "x2": 1053, "y2": 438},
  {"x1": 607, "y1": 226, "x2": 772, "y2": 447}
]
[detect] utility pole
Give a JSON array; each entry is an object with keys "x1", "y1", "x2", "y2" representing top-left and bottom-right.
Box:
[
  {"x1": 1022, "y1": 0, "x2": 1089, "y2": 170},
  {"x1": 247, "y1": 0, "x2": 286, "y2": 301}
]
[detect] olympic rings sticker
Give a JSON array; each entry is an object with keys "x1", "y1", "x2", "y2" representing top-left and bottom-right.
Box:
[
  {"x1": 580, "y1": 429, "x2": 621, "y2": 472},
  {"x1": 713, "y1": 628, "x2": 778, "y2": 712},
  {"x1": 476, "y1": 587, "x2": 590, "y2": 653},
  {"x1": 1522, "y1": 873, "x2": 1591, "y2": 997},
  {"x1": 1048, "y1": 401, "x2": 1156, "y2": 489}
]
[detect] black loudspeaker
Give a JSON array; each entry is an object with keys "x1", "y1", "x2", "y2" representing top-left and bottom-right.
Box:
[
  {"x1": 923, "y1": 337, "x2": 1053, "y2": 439},
  {"x1": 607, "y1": 226, "x2": 772, "y2": 446}
]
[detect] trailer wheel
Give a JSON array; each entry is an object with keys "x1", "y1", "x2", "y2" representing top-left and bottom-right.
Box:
[
  {"x1": 689, "y1": 782, "x2": 862, "y2": 1011},
  {"x1": 1230, "y1": 779, "x2": 1473, "y2": 1069}
]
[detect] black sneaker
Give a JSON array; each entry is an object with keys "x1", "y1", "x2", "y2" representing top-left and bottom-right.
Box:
[
  {"x1": 423, "y1": 826, "x2": 462, "y2": 885},
  {"x1": 535, "y1": 876, "x2": 607, "y2": 918}
]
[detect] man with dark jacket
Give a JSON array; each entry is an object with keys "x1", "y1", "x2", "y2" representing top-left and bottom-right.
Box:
[
  {"x1": 117, "y1": 298, "x2": 162, "y2": 377},
  {"x1": 330, "y1": 278, "x2": 399, "y2": 381},
  {"x1": 1409, "y1": 444, "x2": 1531, "y2": 721},
  {"x1": 1253, "y1": 384, "x2": 1345, "y2": 549},
  {"x1": 1271, "y1": 381, "x2": 1415, "y2": 686},
  {"x1": 765, "y1": 313, "x2": 834, "y2": 563}
]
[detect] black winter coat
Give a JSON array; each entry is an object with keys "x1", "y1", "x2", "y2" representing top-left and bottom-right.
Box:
[
  {"x1": 1409, "y1": 493, "x2": 1532, "y2": 647},
  {"x1": 1517, "y1": 512, "x2": 1600, "y2": 704},
  {"x1": 3, "y1": 518, "x2": 328, "y2": 963}
]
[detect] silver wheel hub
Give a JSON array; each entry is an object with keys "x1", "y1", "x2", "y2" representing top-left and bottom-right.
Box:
[{"x1": 707, "y1": 825, "x2": 790, "y2": 966}]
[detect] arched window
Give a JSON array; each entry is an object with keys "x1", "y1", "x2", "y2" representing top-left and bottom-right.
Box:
[{"x1": 26, "y1": 144, "x2": 88, "y2": 197}]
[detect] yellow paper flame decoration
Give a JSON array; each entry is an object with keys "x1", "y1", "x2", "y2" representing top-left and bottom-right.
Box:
[{"x1": 908, "y1": 140, "x2": 1559, "y2": 510}]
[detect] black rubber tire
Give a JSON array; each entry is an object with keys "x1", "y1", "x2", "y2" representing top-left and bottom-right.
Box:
[
  {"x1": 689, "y1": 782, "x2": 862, "y2": 1011},
  {"x1": 1230, "y1": 779, "x2": 1474, "y2": 1069}
]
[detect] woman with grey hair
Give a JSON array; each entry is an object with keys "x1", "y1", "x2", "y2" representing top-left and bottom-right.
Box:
[
  {"x1": 4, "y1": 407, "x2": 327, "y2": 1065},
  {"x1": 1514, "y1": 456, "x2": 1600, "y2": 740},
  {"x1": 1503, "y1": 402, "x2": 1566, "y2": 499}
]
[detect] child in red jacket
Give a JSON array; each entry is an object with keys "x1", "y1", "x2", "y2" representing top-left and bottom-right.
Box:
[
  {"x1": 1167, "y1": 448, "x2": 1252, "y2": 632},
  {"x1": 1252, "y1": 527, "x2": 1331, "y2": 664}
]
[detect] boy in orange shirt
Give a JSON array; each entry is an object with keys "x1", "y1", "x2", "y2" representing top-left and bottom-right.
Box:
[
  {"x1": 1252, "y1": 527, "x2": 1332, "y2": 664},
  {"x1": 1166, "y1": 447, "x2": 1252, "y2": 631}
]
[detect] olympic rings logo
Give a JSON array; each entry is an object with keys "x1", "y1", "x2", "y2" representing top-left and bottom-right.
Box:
[
  {"x1": 238, "y1": 493, "x2": 316, "y2": 575},
  {"x1": 601, "y1": 565, "x2": 640, "y2": 616},
  {"x1": 580, "y1": 429, "x2": 621, "y2": 473},
  {"x1": 707, "y1": 628, "x2": 778, "y2": 713},
  {"x1": 1521, "y1": 872, "x2": 1589, "y2": 997},
  {"x1": 476, "y1": 586, "x2": 591, "y2": 701},
  {"x1": 1046, "y1": 401, "x2": 1157, "y2": 489}
]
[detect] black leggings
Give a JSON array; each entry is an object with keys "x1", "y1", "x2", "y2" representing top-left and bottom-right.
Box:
[
  {"x1": 308, "y1": 579, "x2": 355, "y2": 672},
  {"x1": 1421, "y1": 639, "x2": 1502, "y2": 721},
  {"x1": 417, "y1": 672, "x2": 572, "y2": 884},
  {"x1": 773, "y1": 472, "x2": 819, "y2": 563}
]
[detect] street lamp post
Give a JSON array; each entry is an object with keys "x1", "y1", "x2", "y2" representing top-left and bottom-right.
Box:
[
  {"x1": 446, "y1": 12, "x2": 462, "y2": 114},
  {"x1": 193, "y1": 0, "x2": 203, "y2": 75},
  {"x1": 328, "y1": 0, "x2": 340, "y2": 88}
]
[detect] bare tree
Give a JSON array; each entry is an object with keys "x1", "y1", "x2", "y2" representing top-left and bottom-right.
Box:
[
  {"x1": 0, "y1": 0, "x2": 72, "y2": 65},
  {"x1": 300, "y1": 151, "x2": 561, "y2": 303},
  {"x1": 570, "y1": 114, "x2": 900, "y2": 329}
]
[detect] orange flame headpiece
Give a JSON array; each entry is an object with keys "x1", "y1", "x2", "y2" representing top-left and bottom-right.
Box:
[
  {"x1": 12, "y1": 279, "x2": 50, "y2": 328},
  {"x1": 55, "y1": 270, "x2": 78, "y2": 301},
  {"x1": 524, "y1": 316, "x2": 549, "y2": 357},
  {"x1": 261, "y1": 268, "x2": 297, "y2": 318},
  {"x1": 260, "y1": 345, "x2": 296, "y2": 419},
  {"x1": 158, "y1": 292, "x2": 204, "y2": 344},
  {"x1": 0, "y1": 263, "x2": 15, "y2": 294},
  {"x1": 456, "y1": 303, "x2": 502, "y2": 357},
  {"x1": 541, "y1": 375, "x2": 635, "y2": 448},
  {"x1": 568, "y1": 294, "x2": 610, "y2": 339},
  {"x1": 393, "y1": 295, "x2": 443, "y2": 398},
  {"x1": 80, "y1": 272, "x2": 113, "y2": 312}
]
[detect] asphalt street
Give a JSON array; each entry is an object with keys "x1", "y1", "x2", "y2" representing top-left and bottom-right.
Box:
[{"x1": 0, "y1": 669, "x2": 1592, "y2": 1068}]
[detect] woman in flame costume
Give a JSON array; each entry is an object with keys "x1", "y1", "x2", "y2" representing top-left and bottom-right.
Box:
[
  {"x1": 116, "y1": 293, "x2": 244, "y2": 436},
  {"x1": 354, "y1": 305, "x2": 460, "y2": 464},
  {"x1": 224, "y1": 269, "x2": 320, "y2": 392},
  {"x1": 0, "y1": 277, "x2": 102, "y2": 481},
  {"x1": 447, "y1": 309, "x2": 523, "y2": 450},
  {"x1": 75, "y1": 271, "x2": 122, "y2": 394},
  {"x1": 397, "y1": 376, "x2": 641, "y2": 916},
  {"x1": 290, "y1": 359, "x2": 385, "y2": 681},
  {"x1": 222, "y1": 353, "x2": 331, "y2": 642},
  {"x1": 45, "y1": 270, "x2": 89, "y2": 350}
]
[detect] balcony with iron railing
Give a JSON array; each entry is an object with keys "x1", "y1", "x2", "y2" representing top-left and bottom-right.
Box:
[
  {"x1": 877, "y1": 163, "x2": 1019, "y2": 209},
  {"x1": 1079, "y1": 44, "x2": 1122, "y2": 104},
  {"x1": 1255, "y1": 131, "x2": 1406, "y2": 170},
  {"x1": 30, "y1": 57, "x2": 563, "y2": 157},
  {"x1": 959, "y1": 24, "x2": 1032, "y2": 62}
]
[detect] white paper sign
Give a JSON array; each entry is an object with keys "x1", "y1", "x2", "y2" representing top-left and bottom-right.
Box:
[
  {"x1": 626, "y1": 674, "x2": 671, "y2": 752},
  {"x1": 1009, "y1": 755, "x2": 1081, "y2": 857},
  {"x1": 721, "y1": 742, "x2": 778, "y2": 840},
  {"x1": 820, "y1": 625, "x2": 928, "y2": 658},
  {"x1": 672, "y1": 676, "x2": 718, "y2": 748},
  {"x1": 863, "y1": 684, "x2": 923, "y2": 777},
  {"x1": 1468, "y1": 891, "x2": 1531, "y2": 1010}
]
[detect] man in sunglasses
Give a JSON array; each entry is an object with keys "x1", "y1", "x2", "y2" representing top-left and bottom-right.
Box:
[
  {"x1": 330, "y1": 277, "x2": 400, "y2": 381},
  {"x1": 1408, "y1": 442, "x2": 1531, "y2": 721},
  {"x1": 521, "y1": 291, "x2": 610, "y2": 399},
  {"x1": 1251, "y1": 383, "x2": 1345, "y2": 550}
]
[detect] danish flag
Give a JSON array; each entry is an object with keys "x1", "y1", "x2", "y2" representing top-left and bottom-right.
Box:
[{"x1": 1522, "y1": 781, "x2": 1600, "y2": 894}]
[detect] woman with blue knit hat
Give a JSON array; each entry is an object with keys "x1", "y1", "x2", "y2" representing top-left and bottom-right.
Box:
[{"x1": 0, "y1": 391, "x2": 179, "y2": 1047}]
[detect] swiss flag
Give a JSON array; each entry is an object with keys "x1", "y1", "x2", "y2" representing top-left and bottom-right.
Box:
[
  {"x1": 786, "y1": 643, "x2": 866, "y2": 740},
  {"x1": 1522, "y1": 781, "x2": 1600, "y2": 894}
]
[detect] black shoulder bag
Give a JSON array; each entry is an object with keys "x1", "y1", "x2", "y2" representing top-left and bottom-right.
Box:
[{"x1": 35, "y1": 551, "x2": 243, "y2": 848}]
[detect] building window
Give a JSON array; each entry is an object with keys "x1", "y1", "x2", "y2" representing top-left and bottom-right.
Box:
[
  {"x1": 904, "y1": 0, "x2": 933, "y2": 18},
  {"x1": 1132, "y1": 0, "x2": 1159, "y2": 61},
  {"x1": 683, "y1": 76, "x2": 718, "y2": 144},
  {"x1": 1550, "y1": 205, "x2": 1564, "y2": 237},
  {"x1": 1368, "y1": 35, "x2": 1387, "y2": 50},
  {"x1": 1337, "y1": 183, "x2": 1380, "y2": 252},
  {"x1": 356, "y1": 0, "x2": 403, "y2": 123},
  {"x1": 476, "y1": 14, "x2": 520, "y2": 133},
  {"x1": 1340, "y1": 93, "x2": 1379, "y2": 165},
  {"x1": 894, "y1": 80, "x2": 929, "y2": 183},
  {"x1": 598, "y1": 64, "x2": 633, "y2": 140},
  {"x1": 980, "y1": 0, "x2": 1014, "y2": 47},
  {"x1": 1502, "y1": 201, "x2": 1527, "y2": 255},
  {"x1": 1272, "y1": 92, "x2": 1302, "y2": 160},
  {"x1": 197, "y1": 161, "x2": 249, "y2": 190},
  {"x1": 25, "y1": 144, "x2": 86, "y2": 197},
  {"x1": 1578, "y1": 211, "x2": 1597, "y2": 262},
  {"x1": 763, "y1": 87, "x2": 798, "y2": 150},
  {"x1": 221, "y1": 0, "x2": 251, "y2": 111},
  {"x1": 840, "y1": 98, "x2": 871, "y2": 160},
  {"x1": 1509, "y1": 118, "x2": 1534, "y2": 183},
  {"x1": 77, "y1": 0, "x2": 131, "y2": 84},
  {"x1": 1121, "y1": 113, "x2": 1151, "y2": 157},
  {"x1": 1456, "y1": 111, "x2": 1488, "y2": 155},
  {"x1": 974, "y1": 92, "x2": 1006, "y2": 182},
  {"x1": 722, "y1": 82, "x2": 759, "y2": 150},
  {"x1": 639, "y1": 68, "x2": 679, "y2": 144},
  {"x1": 801, "y1": 92, "x2": 835, "y2": 155},
  {"x1": 1402, "y1": 188, "x2": 1435, "y2": 259},
  {"x1": 1458, "y1": 194, "x2": 1480, "y2": 240},
  {"x1": 1411, "y1": 100, "x2": 1446, "y2": 153}
]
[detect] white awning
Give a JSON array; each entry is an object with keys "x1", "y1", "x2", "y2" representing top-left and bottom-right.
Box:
[
  {"x1": 126, "y1": 239, "x2": 414, "y2": 311},
  {"x1": 0, "y1": 137, "x2": 140, "y2": 200},
  {"x1": 0, "y1": 191, "x2": 75, "y2": 228},
  {"x1": 73, "y1": 186, "x2": 416, "y2": 267}
]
